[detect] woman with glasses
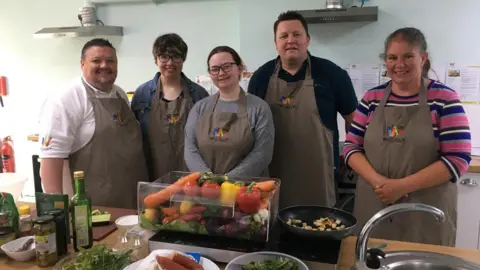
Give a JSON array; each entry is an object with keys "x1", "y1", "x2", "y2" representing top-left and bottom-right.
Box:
[
  {"x1": 132, "y1": 33, "x2": 209, "y2": 181},
  {"x1": 184, "y1": 46, "x2": 274, "y2": 177}
]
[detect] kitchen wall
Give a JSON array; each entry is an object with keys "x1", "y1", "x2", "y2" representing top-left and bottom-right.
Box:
[{"x1": 1, "y1": 0, "x2": 480, "y2": 197}]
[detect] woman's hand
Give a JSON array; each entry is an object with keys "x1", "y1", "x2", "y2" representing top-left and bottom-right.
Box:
[{"x1": 374, "y1": 179, "x2": 409, "y2": 204}]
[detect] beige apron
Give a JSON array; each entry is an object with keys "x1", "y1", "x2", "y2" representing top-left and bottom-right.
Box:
[
  {"x1": 147, "y1": 78, "x2": 193, "y2": 181},
  {"x1": 69, "y1": 80, "x2": 149, "y2": 209},
  {"x1": 195, "y1": 91, "x2": 254, "y2": 175},
  {"x1": 353, "y1": 79, "x2": 457, "y2": 246},
  {"x1": 265, "y1": 58, "x2": 336, "y2": 209}
]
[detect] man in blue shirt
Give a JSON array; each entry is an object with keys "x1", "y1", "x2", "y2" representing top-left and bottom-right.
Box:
[
  {"x1": 131, "y1": 33, "x2": 209, "y2": 181},
  {"x1": 248, "y1": 11, "x2": 357, "y2": 208}
]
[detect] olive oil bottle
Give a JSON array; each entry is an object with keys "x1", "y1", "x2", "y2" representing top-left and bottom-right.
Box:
[{"x1": 71, "y1": 171, "x2": 93, "y2": 252}]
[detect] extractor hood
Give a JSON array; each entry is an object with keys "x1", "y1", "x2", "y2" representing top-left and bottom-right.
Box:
[
  {"x1": 34, "y1": 25, "x2": 123, "y2": 38},
  {"x1": 33, "y1": 3, "x2": 123, "y2": 38},
  {"x1": 296, "y1": 6, "x2": 378, "y2": 24}
]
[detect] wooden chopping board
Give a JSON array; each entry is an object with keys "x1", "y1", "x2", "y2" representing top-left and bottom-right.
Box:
[
  {"x1": 32, "y1": 206, "x2": 137, "y2": 241},
  {"x1": 90, "y1": 206, "x2": 137, "y2": 241}
]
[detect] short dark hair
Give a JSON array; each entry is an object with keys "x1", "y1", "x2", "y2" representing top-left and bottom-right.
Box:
[
  {"x1": 81, "y1": 38, "x2": 115, "y2": 60},
  {"x1": 207, "y1": 46, "x2": 244, "y2": 68},
  {"x1": 152, "y1": 33, "x2": 188, "y2": 63},
  {"x1": 274, "y1": 10, "x2": 309, "y2": 38},
  {"x1": 382, "y1": 27, "x2": 430, "y2": 77}
]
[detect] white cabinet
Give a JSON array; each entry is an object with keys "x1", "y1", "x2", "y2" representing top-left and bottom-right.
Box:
[{"x1": 456, "y1": 173, "x2": 480, "y2": 249}]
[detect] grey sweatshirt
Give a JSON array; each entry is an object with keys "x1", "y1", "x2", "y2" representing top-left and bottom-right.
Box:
[{"x1": 184, "y1": 92, "x2": 274, "y2": 177}]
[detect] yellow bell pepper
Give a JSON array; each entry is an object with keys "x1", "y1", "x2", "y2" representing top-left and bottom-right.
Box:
[
  {"x1": 179, "y1": 200, "x2": 194, "y2": 214},
  {"x1": 220, "y1": 181, "x2": 244, "y2": 205}
]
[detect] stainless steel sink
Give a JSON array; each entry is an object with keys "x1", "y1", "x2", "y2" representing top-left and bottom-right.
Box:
[
  {"x1": 377, "y1": 250, "x2": 480, "y2": 270},
  {"x1": 353, "y1": 203, "x2": 480, "y2": 270}
]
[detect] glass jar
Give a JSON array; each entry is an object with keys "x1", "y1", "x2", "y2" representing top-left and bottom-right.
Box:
[
  {"x1": 18, "y1": 205, "x2": 33, "y2": 236},
  {"x1": 0, "y1": 227, "x2": 15, "y2": 248},
  {"x1": 43, "y1": 209, "x2": 67, "y2": 257},
  {"x1": 33, "y1": 215, "x2": 58, "y2": 267}
]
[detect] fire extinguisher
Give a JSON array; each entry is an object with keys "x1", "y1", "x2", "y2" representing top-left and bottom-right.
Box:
[{"x1": 1, "y1": 136, "x2": 15, "y2": 173}]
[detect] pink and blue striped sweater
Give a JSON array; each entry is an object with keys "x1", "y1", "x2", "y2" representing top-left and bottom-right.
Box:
[{"x1": 343, "y1": 80, "x2": 472, "y2": 182}]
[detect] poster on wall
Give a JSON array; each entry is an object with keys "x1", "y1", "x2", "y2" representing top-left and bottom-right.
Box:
[
  {"x1": 379, "y1": 64, "x2": 391, "y2": 84},
  {"x1": 348, "y1": 64, "x2": 381, "y2": 99},
  {"x1": 445, "y1": 63, "x2": 480, "y2": 104}
]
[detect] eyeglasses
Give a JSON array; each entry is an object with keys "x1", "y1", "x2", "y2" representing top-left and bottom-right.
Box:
[
  {"x1": 208, "y1": 62, "x2": 237, "y2": 75},
  {"x1": 158, "y1": 54, "x2": 183, "y2": 63}
]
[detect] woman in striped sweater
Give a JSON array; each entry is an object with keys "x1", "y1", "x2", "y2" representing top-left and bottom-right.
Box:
[{"x1": 344, "y1": 27, "x2": 471, "y2": 246}]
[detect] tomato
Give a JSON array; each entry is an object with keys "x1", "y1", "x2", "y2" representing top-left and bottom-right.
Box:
[
  {"x1": 183, "y1": 178, "x2": 200, "y2": 197},
  {"x1": 201, "y1": 181, "x2": 221, "y2": 198}
]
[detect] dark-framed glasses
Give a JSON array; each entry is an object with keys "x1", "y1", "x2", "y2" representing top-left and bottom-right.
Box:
[
  {"x1": 158, "y1": 54, "x2": 183, "y2": 63},
  {"x1": 208, "y1": 62, "x2": 237, "y2": 75}
]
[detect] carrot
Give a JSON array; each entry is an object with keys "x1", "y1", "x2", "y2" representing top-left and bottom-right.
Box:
[
  {"x1": 161, "y1": 207, "x2": 178, "y2": 216},
  {"x1": 259, "y1": 197, "x2": 269, "y2": 209},
  {"x1": 173, "y1": 172, "x2": 201, "y2": 186},
  {"x1": 143, "y1": 172, "x2": 201, "y2": 208},
  {"x1": 254, "y1": 180, "x2": 277, "y2": 192}
]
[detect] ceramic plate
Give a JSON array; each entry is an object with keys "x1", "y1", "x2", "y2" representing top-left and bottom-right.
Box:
[{"x1": 123, "y1": 249, "x2": 219, "y2": 270}]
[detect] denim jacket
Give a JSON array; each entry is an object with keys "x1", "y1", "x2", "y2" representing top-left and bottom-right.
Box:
[{"x1": 131, "y1": 72, "x2": 209, "y2": 136}]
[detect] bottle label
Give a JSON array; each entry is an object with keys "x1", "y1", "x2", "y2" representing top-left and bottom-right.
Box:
[
  {"x1": 74, "y1": 205, "x2": 89, "y2": 247},
  {"x1": 35, "y1": 233, "x2": 56, "y2": 254}
]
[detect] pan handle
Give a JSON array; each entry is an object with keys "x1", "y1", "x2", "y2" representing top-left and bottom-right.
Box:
[{"x1": 335, "y1": 194, "x2": 354, "y2": 211}]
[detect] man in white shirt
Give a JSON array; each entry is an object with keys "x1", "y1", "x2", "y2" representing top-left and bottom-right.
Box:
[{"x1": 39, "y1": 38, "x2": 149, "y2": 209}]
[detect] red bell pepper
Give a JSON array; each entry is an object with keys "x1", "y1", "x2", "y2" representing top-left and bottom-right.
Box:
[{"x1": 236, "y1": 182, "x2": 261, "y2": 214}]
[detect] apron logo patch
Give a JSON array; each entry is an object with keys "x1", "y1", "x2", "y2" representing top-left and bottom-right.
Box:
[
  {"x1": 166, "y1": 113, "x2": 180, "y2": 124},
  {"x1": 211, "y1": 128, "x2": 229, "y2": 141},
  {"x1": 387, "y1": 125, "x2": 404, "y2": 137},
  {"x1": 279, "y1": 96, "x2": 296, "y2": 108},
  {"x1": 112, "y1": 113, "x2": 122, "y2": 122}
]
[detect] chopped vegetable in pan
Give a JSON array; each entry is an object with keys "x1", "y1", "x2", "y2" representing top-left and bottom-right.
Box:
[{"x1": 287, "y1": 217, "x2": 346, "y2": 231}]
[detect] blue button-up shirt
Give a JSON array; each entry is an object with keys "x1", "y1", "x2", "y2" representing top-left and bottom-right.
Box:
[{"x1": 131, "y1": 72, "x2": 209, "y2": 137}]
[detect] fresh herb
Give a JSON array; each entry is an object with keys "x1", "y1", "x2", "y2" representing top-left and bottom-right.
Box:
[
  {"x1": 241, "y1": 258, "x2": 299, "y2": 270},
  {"x1": 160, "y1": 220, "x2": 198, "y2": 233},
  {"x1": 61, "y1": 244, "x2": 132, "y2": 270}
]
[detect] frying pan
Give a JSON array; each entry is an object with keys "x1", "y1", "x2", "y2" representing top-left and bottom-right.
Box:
[{"x1": 278, "y1": 205, "x2": 357, "y2": 240}]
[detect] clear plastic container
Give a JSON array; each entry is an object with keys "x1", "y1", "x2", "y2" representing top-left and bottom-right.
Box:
[{"x1": 137, "y1": 171, "x2": 280, "y2": 242}]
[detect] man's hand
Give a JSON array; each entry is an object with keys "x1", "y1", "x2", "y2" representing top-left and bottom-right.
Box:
[{"x1": 374, "y1": 179, "x2": 409, "y2": 204}]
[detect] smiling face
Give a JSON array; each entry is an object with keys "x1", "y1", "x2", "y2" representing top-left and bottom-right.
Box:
[
  {"x1": 208, "y1": 52, "x2": 242, "y2": 91},
  {"x1": 81, "y1": 46, "x2": 117, "y2": 91},
  {"x1": 275, "y1": 20, "x2": 310, "y2": 64},
  {"x1": 385, "y1": 38, "x2": 428, "y2": 86},
  {"x1": 156, "y1": 52, "x2": 184, "y2": 79}
]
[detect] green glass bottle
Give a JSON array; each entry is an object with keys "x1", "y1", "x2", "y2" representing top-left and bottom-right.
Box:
[{"x1": 71, "y1": 171, "x2": 93, "y2": 252}]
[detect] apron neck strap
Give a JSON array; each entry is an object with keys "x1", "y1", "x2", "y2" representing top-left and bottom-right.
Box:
[
  {"x1": 82, "y1": 78, "x2": 118, "y2": 99},
  {"x1": 273, "y1": 56, "x2": 312, "y2": 80},
  {"x1": 379, "y1": 77, "x2": 428, "y2": 108},
  {"x1": 208, "y1": 89, "x2": 247, "y2": 114},
  {"x1": 155, "y1": 76, "x2": 190, "y2": 99}
]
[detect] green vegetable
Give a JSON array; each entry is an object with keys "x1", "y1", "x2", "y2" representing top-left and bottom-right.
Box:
[
  {"x1": 91, "y1": 209, "x2": 110, "y2": 216},
  {"x1": 160, "y1": 220, "x2": 198, "y2": 233},
  {"x1": 242, "y1": 258, "x2": 299, "y2": 270},
  {"x1": 61, "y1": 244, "x2": 132, "y2": 270}
]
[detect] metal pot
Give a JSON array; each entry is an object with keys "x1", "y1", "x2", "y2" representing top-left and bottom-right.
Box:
[{"x1": 326, "y1": 0, "x2": 344, "y2": 9}]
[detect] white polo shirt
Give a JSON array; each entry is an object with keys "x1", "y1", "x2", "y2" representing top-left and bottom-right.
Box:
[{"x1": 39, "y1": 77, "x2": 129, "y2": 158}]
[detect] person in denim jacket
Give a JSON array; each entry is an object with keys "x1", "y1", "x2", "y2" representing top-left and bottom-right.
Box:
[{"x1": 131, "y1": 33, "x2": 209, "y2": 181}]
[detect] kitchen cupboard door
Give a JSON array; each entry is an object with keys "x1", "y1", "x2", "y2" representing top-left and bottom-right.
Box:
[{"x1": 456, "y1": 173, "x2": 480, "y2": 250}]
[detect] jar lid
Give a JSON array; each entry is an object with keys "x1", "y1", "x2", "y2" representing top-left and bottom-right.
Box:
[
  {"x1": 43, "y1": 209, "x2": 64, "y2": 217},
  {"x1": 0, "y1": 227, "x2": 14, "y2": 236},
  {"x1": 18, "y1": 205, "x2": 31, "y2": 215},
  {"x1": 34, "y1": 215, "x2": 54, "y2": 224}
]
